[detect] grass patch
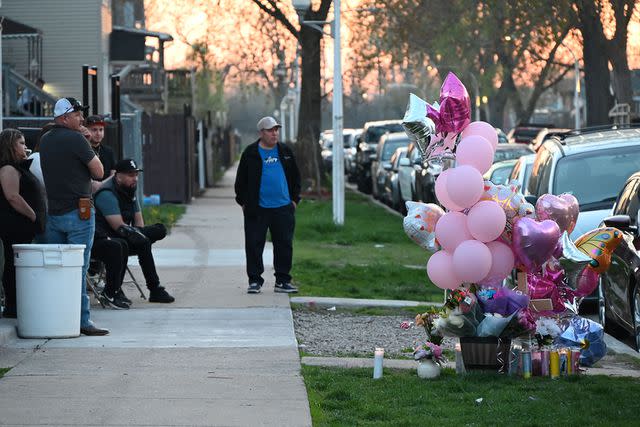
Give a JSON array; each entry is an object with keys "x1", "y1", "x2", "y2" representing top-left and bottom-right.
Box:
[
  {"x1": 142, "y1": 204, "x2": 186, "y2": 231},
  {"x1": 303, "y1": 366, "x2": 640, "y2": 426},
  {"x1": 292, "y1": 303, "x2": 440, "y2": 317},
  {"x1": 0, "y1": 367, "x2": 10, "y2": 378},
  {"x1": 293, "y1": 191, "x2": 440, "y2": 301}
]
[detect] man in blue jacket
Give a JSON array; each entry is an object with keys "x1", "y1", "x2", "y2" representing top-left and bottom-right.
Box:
[{"x1": 234, "y1": 116, "x2": 301, "y2": 294}]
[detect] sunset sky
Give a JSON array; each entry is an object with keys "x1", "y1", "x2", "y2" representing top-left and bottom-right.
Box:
[{"x1": 145, "y1": 1, "x2": 640, "y2": 92}]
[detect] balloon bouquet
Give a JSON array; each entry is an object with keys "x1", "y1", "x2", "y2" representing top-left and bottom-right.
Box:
[{"x1": 402, "y1": 72, "x2": 622, "y2": 370}]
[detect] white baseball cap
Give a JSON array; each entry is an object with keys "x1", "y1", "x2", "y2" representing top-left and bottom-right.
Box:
[
  {"x1": 53, "y1": 97, "x2": 89, "y2": 118},
  {"x1": 257, "y1": 116, "x2": 281, "y2": 131}
]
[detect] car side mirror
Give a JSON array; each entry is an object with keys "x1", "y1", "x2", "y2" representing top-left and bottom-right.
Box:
[
  {"x1": 524, "y1": 195, "x2": 538, "y2": 205},
  {"x1": 369, "y1": 153, "x2": 377, "y2": 161},
  {"x1": 604, "y1": 214, "x2": 636, "y2": 233},
  {"x1": 399, "y1": 157, "x2": 410, "y2": 166},
  {"x1": 383, "y1": 163, "x2": 392, "y2": 171}
]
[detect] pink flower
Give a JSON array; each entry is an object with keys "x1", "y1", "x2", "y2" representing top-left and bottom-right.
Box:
[{"x1": 400, "y1": 321, "x2": 411, "y2": 330}]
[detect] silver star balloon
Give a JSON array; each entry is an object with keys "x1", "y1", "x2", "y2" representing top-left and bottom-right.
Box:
[{"x1": 403, "y1": 93, "x2": 437, "y2": 163}]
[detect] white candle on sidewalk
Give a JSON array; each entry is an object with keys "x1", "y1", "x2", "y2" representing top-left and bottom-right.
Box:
[{"x1": 373, "y1": 347, "x2": 384, "y2": 379}]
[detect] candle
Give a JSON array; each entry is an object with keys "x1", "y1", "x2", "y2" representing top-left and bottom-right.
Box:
[
  {"x1": 455, "y1": 343, "x2": 465, "y2": 374},
  {"x1": 521, "y1": 350, "x2": 532, "y2": 379},
  {"x1": 541, "y1": 349, "x2": 550, "y2": 377},
  {"x1": 532, "y1": 351, "x2": 542, "y2": 376},
  {"x1": 572, "y1": 349, "x2": 581, "y2": 375},
  {"x1": 373, "y1": 347, "x2": 384, "y2": 379},
  {"x1": 550, "y1": 350, "x2": 560, "y2": 379},
  {"x1": 559, "y1": 349, "x2": 568, "y2": 376},
  {"x1": 508, "y1": 344, "x2": 521, "y2": 376}
]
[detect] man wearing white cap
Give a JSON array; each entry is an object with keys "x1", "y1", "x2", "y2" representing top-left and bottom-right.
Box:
[
  {"x1": 39, "y1": 97, "x2": 108, "y2": 336},
  {"x1": 234, "y1": 116, "x2": 301, "y2": 294}
]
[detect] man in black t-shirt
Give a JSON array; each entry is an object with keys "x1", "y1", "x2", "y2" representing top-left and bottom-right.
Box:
[
  {"x1": 39, "y1": 97, "x2": 108, "y2": 336},
  {"x1": 86, "y1": 115, "x2": 116, "y2": 181}
]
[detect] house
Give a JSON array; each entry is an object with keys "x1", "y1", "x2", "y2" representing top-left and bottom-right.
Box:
[{"x1": 1, "y1": 0, "x2": 173, "y2": 117}]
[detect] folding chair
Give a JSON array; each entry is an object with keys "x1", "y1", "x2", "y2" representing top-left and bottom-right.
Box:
[
  {"x1": 123, "y1": 264, "x2": 146, "y2": 300},
  {"x1": 86, "y1": 260, "x2": 106, "y2": 308}
]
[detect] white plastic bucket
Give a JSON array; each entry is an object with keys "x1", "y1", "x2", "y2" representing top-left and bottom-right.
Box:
[{"x1": 13, "y1": 244, "x2": 85, "y2": 338}]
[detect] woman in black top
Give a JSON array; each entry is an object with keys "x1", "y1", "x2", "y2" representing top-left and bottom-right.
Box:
[{"x1": 0, "y1": 129, "x2": 46, "y2": 318}]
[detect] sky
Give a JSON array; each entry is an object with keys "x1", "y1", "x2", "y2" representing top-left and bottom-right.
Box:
[{"x1": 145, "y1": 1, "x2": 640, "y2": 89}]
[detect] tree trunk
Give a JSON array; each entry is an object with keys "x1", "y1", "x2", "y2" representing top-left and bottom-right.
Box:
[
  {"x1": 296, "y1": 24, "x2": 324, "y2": 193},
  {"x1": 610, "y1": 47, "x2": 633, "y2": 106},
  {"x1": 576, "y1": 2, "x2": 614, "y2": 125}
]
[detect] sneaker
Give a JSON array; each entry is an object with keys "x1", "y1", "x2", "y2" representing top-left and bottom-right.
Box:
[
  {"x1": 100, "y1": 291, "x2": 130, "y2": 310},
  {"x1": 247, "y1": 282, "x2": 262, "y2": 294},
  {"x1": 148, "y1": 286, "x2": 175, "y2": 303},
  {"x1": 115, "y1": 288, "x2": 132, "y2": 305},
  {"x1": 274, "y1": 282, "x2": 298, "y2": 293}
]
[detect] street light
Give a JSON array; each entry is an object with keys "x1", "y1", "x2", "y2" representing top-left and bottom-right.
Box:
[
  {"x1": 559, "y1": 40, "x2": 581, "y2": 130},
  {"x1": 293, "y1": 0, "x2": 344, "y2": 225}
]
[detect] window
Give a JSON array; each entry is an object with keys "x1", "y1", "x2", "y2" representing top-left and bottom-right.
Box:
[
  {"x1": 382, "y1": 139, "x2": 409, "y2": 161},
  {"x1": 553, "y1": 146, "x2": 640, "y2": 211},
  {"x1": 528, "y1": 146, "x2": 553, "y2": 196}
]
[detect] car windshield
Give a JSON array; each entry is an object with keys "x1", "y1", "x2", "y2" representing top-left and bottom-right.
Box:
[
  {"x1": 366, "y1": 124, "x2": 404, "y2": 144},
  {"x1": 523, "y1": 163, "x2": 533, "y2": 189},
  {"x1": 493, "y1": 147, "x2": 534, "y2": 162},
  {"x1": 382, "y1": 140, "x2": 408, "y2": 161},
  {"x1": 553, "y1": 146, "x2": 640, "y2": 211},
  {"x1": 490, "y1": 165, "x2": 514, "y2": 185}
]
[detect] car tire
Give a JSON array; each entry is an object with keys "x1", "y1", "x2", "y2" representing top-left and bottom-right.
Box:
[{"x1": 632, "y1": 285, "x2": 640, "y2": 351}]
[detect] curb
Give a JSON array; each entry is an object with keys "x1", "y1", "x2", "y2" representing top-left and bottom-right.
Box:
[{"x1": 290, "y1": 296, "x2": 441, "y2": 309}]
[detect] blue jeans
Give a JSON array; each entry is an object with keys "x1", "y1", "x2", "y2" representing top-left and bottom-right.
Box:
[{"x1": 40, "y1": 209, "x2": 95, "y2": 328}]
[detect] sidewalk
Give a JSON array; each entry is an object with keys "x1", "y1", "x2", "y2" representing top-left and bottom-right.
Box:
[{"x1": 0, "y1": 165, "x2": 312, "y2": 426}]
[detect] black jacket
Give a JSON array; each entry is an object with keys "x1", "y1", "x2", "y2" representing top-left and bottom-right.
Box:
[
  {"x1": 94, "y1": 178, "x2": 137, "y2": 239},
  {"x1": 234, "y1": 140, "x2": 301, "y2": 216}
]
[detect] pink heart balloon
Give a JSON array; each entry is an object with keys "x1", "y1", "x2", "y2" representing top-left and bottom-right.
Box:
[
  {"x1": 535, "y1": 193, "x2": 579, "y2": 234},
  {"x1": 512, "y1": 217, "x2": 561, "y2": 272}
]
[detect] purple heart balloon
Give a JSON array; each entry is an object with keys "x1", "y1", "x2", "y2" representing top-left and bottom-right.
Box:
[
  {"x1": 512, "y1": 217, "x2": 561, "y2": 272},
  {"x1": 535, "y1": 193, "x2": 579, "y2": 234}
]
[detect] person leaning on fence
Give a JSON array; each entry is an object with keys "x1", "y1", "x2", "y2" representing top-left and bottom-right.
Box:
[
  {"x1": 93, "y1": 158, "x2": 175, "y2": 305},
  {"x1": 85, "y1": 115, "x2": 116, "y2": 181},
  {"x1": 39, "y1": 97, "x2": 109, "y2": 336},
  {"x1": 234, "y1": 116, "x2": 301, "y2": 295},
  {"x1": 0, "y1": 129, "x2": 47, "y2": 318}
]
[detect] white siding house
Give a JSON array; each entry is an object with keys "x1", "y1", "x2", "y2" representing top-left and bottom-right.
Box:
[{"x1": 1, "y1": 0, "x2": 112, "y2": 114}]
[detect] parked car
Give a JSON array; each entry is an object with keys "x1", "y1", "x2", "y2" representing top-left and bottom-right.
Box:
[
  {"x1": 531, "y1": 128, "x2": 571, "y2": 152},
  {"x1": 496, "y1": 128, "x2": 509, "y2": 144},
  {"x1": 493, "y1": 144, "x2": 535, "y2": 162},
  {"x1": 371, "y1": 132, "x2": 410, "y2": 199},
  {"x1": 526, "y1": 128, "x2": 640, "y2": 241},
  {"x1": 508, "y1": 154, "x2": 536, "y2": 194},
  {"x1": 398, "y1": 143, "x2": 422, "y2": 206},
  {"x1": 483, "y1": 159, "x2": 518, "y2": 185},
  {"x1": 598, "y1": 171, "x2": 640, "y2": 349},
  {"x1": 355, "y1": 120, "x2": 404, "y2": 193},
  {"x1": 507, "y1": 123, "x2": 554, "y2": 145},
  {"x1": 381, "y1": 146, "x2": 408, "y2": 211},
  {"x1": 320, "y1": 128, "x2": 361, "y2": 174},
  {"x1": 344, "y1": 128, "x2": 363, "y2": 181}
]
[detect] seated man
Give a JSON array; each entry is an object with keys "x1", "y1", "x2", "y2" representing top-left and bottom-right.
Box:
[{"x1": 93, "y1": 158, "x2": 175, "y2": 304}]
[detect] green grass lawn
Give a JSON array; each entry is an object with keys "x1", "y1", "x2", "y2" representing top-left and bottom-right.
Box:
[
  {"x1": 142, "y1": 204, "x2": 186, "y2": 231},
  {"x1": 303, "y1": 366, "x2": 640, "y2": 426},
  {"x1": 292, "y1": 191, "x2": 442, "y2": 302}
]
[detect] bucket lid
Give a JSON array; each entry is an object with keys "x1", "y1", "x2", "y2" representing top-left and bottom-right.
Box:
[{"x1": 12, "y1": 244, "x2": 86, "y2": 251}]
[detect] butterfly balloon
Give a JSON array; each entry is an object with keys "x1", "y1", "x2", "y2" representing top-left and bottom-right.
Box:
[{"x1": 574, "y1": 227, "x2": 623, "y2": 273}]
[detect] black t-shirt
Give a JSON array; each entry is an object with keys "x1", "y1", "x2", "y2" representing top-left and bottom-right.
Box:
[
  {"x1": 40, "y1": 125, "x2": 96, "y2": 215},
  {"x1": 93, "y1": 143, "x2": 116, "y2": 180}
]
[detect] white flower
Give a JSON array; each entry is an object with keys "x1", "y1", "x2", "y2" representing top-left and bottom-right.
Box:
[{"x1": 535, "y1": 317, "x2": 562, "y2": 337}]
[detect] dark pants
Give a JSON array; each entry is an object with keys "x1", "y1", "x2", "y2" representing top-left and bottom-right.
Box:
[
  {"x1": 244, "y1": 205, "x2": 295, "y2": 285},
  {"x1": 127, "y1": 224, "x2": 166, "y2": 289},
  {"x1": 1, "y1": 230, "x2": 36, "y2": 315},
  {"x1": 91, "y1": 238, "x2": 128, "y2": 296}
]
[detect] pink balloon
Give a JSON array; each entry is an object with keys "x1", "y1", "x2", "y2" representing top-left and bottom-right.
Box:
[
  {"x1": 435, "y1": 211, "x2": 473, "y2": 252},
  {"x1": 445, "y1": 165, "x2": 484, "y2": 209},
  {"x1": 456, "y1": 135, "x2": 494, "y2": 174},
  {"x1": 481, "y1": 241, "x2": 515, "y2": 285},
  {"x1": 575, "y1": 266, "x2": 599, "y2": 298},
  {"x1": 427, "y1": 250, "x2": 462, "y2": 290},
  {"x1": 434, "y1": 169, "x2": 463, "y2": 211},
  {"x1": 452, "y1": 240, "x2": 492, "y2": 283},
  {"x1": 467, "y1": 200, "x2": 507, "y2": 242},
  {"x1": 461, "y1": 121, "x2": 499, "y2": 150}
]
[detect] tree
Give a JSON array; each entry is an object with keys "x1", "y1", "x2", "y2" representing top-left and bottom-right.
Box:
[{"x1": 252, "y1": 0, "x2": 333, "y2": 192}]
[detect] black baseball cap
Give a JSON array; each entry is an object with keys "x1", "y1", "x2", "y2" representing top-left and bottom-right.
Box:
[
  {"x1": 85, "y1": 115, "x2": 106, "y2": 127},
  {"x1": 115, "y1": 158, "x2": 143, "y2": 173}
]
